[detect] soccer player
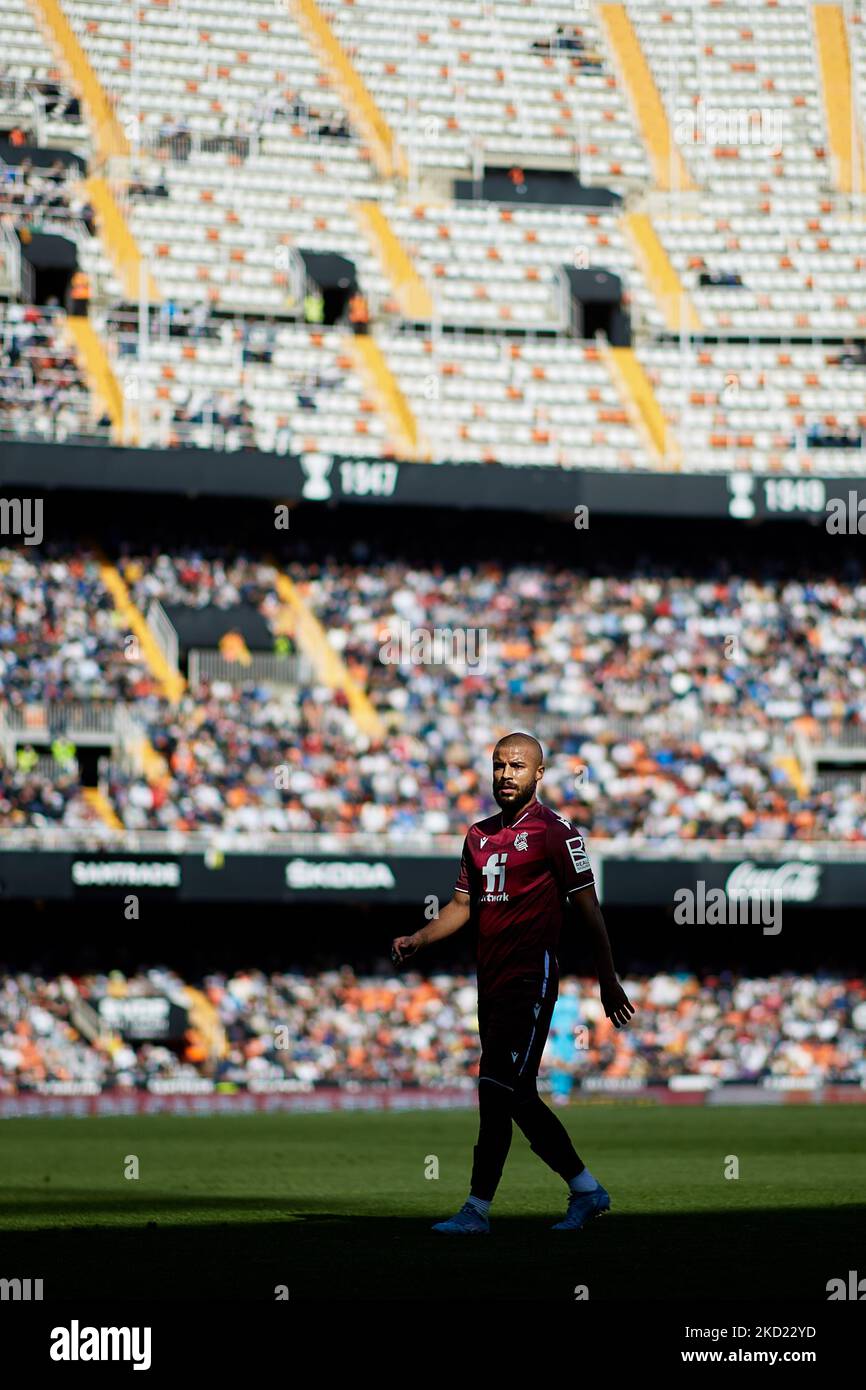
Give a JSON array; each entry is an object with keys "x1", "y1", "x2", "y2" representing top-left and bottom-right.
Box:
[{"x1": 391, "y1": 732, "x2": 634, "y2": 1233}]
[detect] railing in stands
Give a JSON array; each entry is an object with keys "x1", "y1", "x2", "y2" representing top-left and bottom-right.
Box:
[
  {"x1": 533, "y1": 712, "x2": 778, "y2": 742},
  {"x1": 147, "y1": 600, "x2": 179, "y2": 675},
  {"x1": 68, "y1": 993, "x2": 105, "y2": 1045},
  {"x1": 2, "y1": 702, "x2": 119, "y2": 739},
  {"x1": 0, "y1": 826, "x2": 864, "y2": 860},
  {"x1": 188, "y1": 648, "x2": 308, "y2": 688},
  {"x1": 32, "y1": 754, "x2": 80, "y2": 779},
  {"x1": 0, "y1": 216, "x2": 21, "y2": 297}
]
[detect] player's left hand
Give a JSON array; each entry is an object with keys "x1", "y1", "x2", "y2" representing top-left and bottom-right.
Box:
[
  {"x1": 600, "y1": 977, "x2": 635, "y2": 1029},
  {"x1": 390, "y1": 935, "x2": 419, "y2": 965}
]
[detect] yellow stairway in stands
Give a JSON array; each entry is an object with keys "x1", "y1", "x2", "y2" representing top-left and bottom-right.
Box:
[
  {"x1": 605, "y1": 343, "x2": 680, "y2": 468},
  {"x1": 775, "y1": 754, "x2": 808, "y2": 800},
  {"x1": 289, "y1": 0, "x2": 406, "y2": 179},
  {"x1": 27, "y1": 0, "x2": 128, "y2": 165},
  {"x1": 346, "y1": 333, "x2": 427, "y2": 461},
  {"x1": 86, "y1": 176, "x2": 160, "y2": 305},
  {"x1": 355, "y1": 204, "x2": 434, "y2": 321},
  {"x1": 129, "y1": 733, "x2": 170, "y2": 786},
  {"x1": 63, "y1": 316, "x2": 124, "y2": 441},
  {"x1": 184, "y1": 988, "x2": 227, "y2": 1060},
  {"x1": 625, "y1": 212, "x2": 702, "y2": 333},
  {"x1": 82, "y1": 787, "x2": 123, "y2": 830},
  {"x1": 598, "y1": 4, "x2": 694, "y2": 192},
  {"x1": 813, "y1": 5, "x2": 866, "y2": 194},
  {"x1": 274, "y1": 573, "x2": 384, "y2": 740},
  {"x1": 98, "y1": 555, "x2": 185, "y2": 705}
]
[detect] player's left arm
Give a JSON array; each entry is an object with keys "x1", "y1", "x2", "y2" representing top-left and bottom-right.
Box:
[
  {"x1": 567, "y1": 884, "x2": 635, "y2": 1029},
  {"x1": 547, "y1": 817, "x2": 635, "y2": 1030}
]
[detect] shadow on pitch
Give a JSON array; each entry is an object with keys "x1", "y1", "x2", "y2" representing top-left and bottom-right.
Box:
[{"x1": 0, "y1": 1203, "x2": 862, "y2": 1300}]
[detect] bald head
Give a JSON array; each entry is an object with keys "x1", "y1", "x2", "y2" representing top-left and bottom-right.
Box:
[
  {"x1": 492, "y1": 732, "x2": 544, "y2": 819},
  {"x1": 494, "y1": 731, "x2": 544, "y2": 770}
]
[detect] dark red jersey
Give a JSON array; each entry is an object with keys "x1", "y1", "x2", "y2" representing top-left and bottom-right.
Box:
[{"x1": 454, "y1": 799, "x2": 595, "y2": 998}]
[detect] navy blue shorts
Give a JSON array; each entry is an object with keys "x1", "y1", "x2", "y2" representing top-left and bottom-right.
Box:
[{"x1": 477, "y1": 950, "x2": 558, "y2": 1094}]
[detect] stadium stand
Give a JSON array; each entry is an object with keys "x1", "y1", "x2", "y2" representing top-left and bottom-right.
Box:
[
  {"x1": 3, "y1": 11, "x2": 866, "y2": 1329},
  {"x1": 642, "y1": 341, "x2": 866, "y2": 474},
  {"x1": 326, "y1": 0, "x2": 652, "y2": 183},
  {"x1": 1, "y1": 0, "x2": 863, "y2": 469},
  {"x1": 0, "y1": 301, "x2": 110, "y2": 440},
  {"x1": 1, "y1": 0, "x2": 84, "y2": 144},
  {"x1": 1, "y1": 0, "x2": 865, "y2": 846},
  {"x1": 2, "y1": 966, "x2": 864, "y2": 1092},
  {"x1": 2, "y1": 536, "x2": 866, "y2": 843}
]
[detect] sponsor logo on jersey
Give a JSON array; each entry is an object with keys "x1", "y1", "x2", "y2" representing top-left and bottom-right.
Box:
[
  {"x1": 482, "y1": 852, "x2": 507, "y2": 893},
  {"x1": 479, "y1": 835, "x2": 489, "y2": 847},
  {"x1": 565, "y1": 835, "x2": 591, "y2": 874}
]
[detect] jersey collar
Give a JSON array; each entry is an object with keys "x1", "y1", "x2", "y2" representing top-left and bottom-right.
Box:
[{"x1": 500, "y1": 798, "x2": 541, "y2": 831}]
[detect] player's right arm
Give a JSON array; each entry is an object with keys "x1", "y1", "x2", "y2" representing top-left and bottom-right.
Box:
[
  {"x1": 391, "y1": 891, "x2": 472, "y2": 963},
  {"x1": 392, "y1": 834, "x2": 474, "y2": 963}
]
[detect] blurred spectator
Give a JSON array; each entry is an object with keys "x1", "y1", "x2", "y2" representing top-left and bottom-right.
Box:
[
  {"x1": 1, "y1": 967, "x2": 863, "y2": 1093},
  {"x1": 348, "y1": 291, "x2": 369, "y2": 335},
  {"x1": 303, "y1": 290, "x2": 324, "y2": 325}
]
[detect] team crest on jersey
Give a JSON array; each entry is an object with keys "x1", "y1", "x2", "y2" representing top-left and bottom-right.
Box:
[{"x1": 514, "y1": 831, "x2": 529, "y2": 851}]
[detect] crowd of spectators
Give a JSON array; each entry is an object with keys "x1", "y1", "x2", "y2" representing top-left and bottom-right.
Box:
[
  {"x1": 0, "y1": 136, "x2": 105, "y2": 438},
  {"x1": 0, "y1": 302, "x2": 109, "y2": 441},
  {"x1": 107, "y1": 677, "x2": 357, "y2": 834},
  {"x1": 0, "y1": 64, "x2": 82, "y2": 128},
  {"x1": 0, "y1": 767, "x2": 97, "y2": 829},
  {"x1": 120, "y1": 549, "x2": 281, "y2": 615},
  {"x1": 1, "y1": 967, "x2": 863, "y2": 1094},
  {"x1": 1, "y1": 156, "x2": 94, "y2": 232},
  {"x1": 2, "y1": 544, "x2": 866, "y2": 840},
  {"x1": 0, "y1": 545, "x2": 161, "y2": 704},
  {"x1": 284, "y1": 552, "x2": 866, "y2": 842}
]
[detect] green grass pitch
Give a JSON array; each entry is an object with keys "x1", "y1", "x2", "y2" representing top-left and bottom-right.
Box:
[{"x1": 2, "y1": 1105, "x2": 864, "y2": 1300}]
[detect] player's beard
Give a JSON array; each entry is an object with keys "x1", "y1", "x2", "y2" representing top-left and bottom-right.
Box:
[{"x1": 494, "y1": 782, "x2": 536, "y2": 820}]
